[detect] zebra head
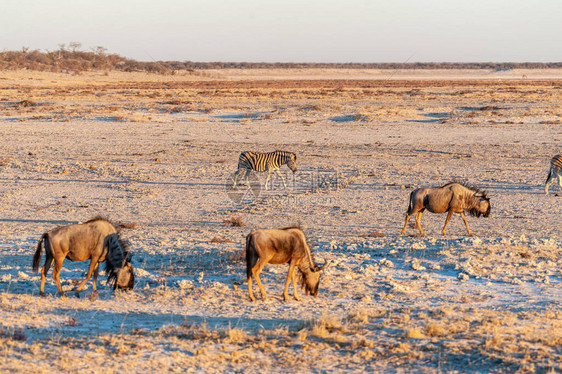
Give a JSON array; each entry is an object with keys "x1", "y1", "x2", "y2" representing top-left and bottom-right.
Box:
[{"x1": 287, "y1": 153, "x2": 297, "y2": 173}]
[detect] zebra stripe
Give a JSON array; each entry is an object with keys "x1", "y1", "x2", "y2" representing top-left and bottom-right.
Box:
[
  {"x1": 545, "y1": 154, "x2": 562, "y2": 194},
  {"x1": 233, "y1": 150, "x2": 297, "y2": 189}
]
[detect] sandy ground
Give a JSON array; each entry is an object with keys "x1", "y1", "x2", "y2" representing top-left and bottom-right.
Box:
[{"x1": 0, "y1": 70, "x2": 561, "y2": 373}]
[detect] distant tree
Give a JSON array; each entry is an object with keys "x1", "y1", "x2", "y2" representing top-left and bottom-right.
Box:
[
  {"x1": 92, "y1": 46, "x2": 107, "y2": 56},
  {"x1": 69, "y1": 42, "x2": 82, "y2": 52}
]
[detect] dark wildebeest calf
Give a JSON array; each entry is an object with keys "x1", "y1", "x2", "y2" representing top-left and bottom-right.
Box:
[
  {"x1": 245, "y1": 227, "x2": 328, "y2": 302},
  {"x1": 32, "y1": 217, "x2": 134, "y2": 297},
  {"x1": 400, "y1": 182, "x2": 491, "y2": 236}
]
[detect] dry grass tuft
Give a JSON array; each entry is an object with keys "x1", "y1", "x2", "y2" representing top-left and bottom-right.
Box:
[
  {"x1": 361, "y1": 231, "x2": 386, "y2": 238},
  {"x1": 118, "y1": 222, "x2": 138, "y2": 230},
  {"x1": 210, "y1": 236, "x2": 233, "y2": 244},
  {"x1": 225, "y1": 326, "x2": 249, "y2": 344},
  {"x1": 223, "y1": 217, "x2": 246, "y2": 227},
  {"x1": 405, "y1": 328, "x2": 426, "y2": 339}
]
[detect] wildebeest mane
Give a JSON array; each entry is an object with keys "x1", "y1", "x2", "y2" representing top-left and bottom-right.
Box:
[{"x1": 444, "y1": 181, "x2": 489, "y2": 199}]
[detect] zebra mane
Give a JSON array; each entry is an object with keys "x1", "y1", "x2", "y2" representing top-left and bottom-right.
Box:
[{"x1": 275, "y1": 150, "x2": 296, "y2": 159}]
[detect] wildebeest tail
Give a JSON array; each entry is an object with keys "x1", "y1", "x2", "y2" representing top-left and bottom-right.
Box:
[
  {"x1": 245, "y1": 233, "x2": 257, "y2": 281},
  {"x1": 32, "y1": 233, "x2": 48, "y2": 272},
  {"x1": 406, "y1": 190, "x2": 415, "y2": 215}
]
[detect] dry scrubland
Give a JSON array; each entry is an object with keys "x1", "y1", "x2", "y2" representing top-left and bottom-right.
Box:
[{"x1": 0, "y1": 69, "x2": 561, "y2": 373}]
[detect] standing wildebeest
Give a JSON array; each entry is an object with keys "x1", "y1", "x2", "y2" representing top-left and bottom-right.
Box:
[
  {"x1": 245, "y1": 227, "x2": 328, "y2": 302},
  {"x1": 32, "y1": 217, "x2": 134, "y2": 297},
  {"x1": 545, "y1": 154, "x2": 562, "y2": 194},
  {"x1": 233, "y1": 150, "x2": 297, "y2": 190},
  {"x1": 400, "y1": 182, "x2": 491, "y2": 236}
]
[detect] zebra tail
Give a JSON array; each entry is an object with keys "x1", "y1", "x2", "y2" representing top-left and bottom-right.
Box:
[
  {"x1": 32, "y1": 233, "x2": 48, "y2": 272},
  {"x1": 545, "y1": 168, "x2": 552, "y2": 184}
]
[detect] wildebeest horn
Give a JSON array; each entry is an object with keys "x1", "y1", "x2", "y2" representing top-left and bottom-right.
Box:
[{"x1": 315, "y1": 260, "x2": 332, "y2": 272}]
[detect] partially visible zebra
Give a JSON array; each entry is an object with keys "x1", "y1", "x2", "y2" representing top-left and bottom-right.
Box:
[
  {"x1": 233, "y1": 150, "x2": 297, "y2": 190},
  {"x1": 545, "y1": 154, "x2": 562, "y2": 194}
]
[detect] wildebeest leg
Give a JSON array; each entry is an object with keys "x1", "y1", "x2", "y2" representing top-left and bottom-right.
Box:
[
  {"x1": 441, "y1": 210, "x2": 454, "y2": 235},
  {"x1": 75, "y1": 259, "x2": 98, "y2": 297},
  {"x1": 283, "y1": 260, "x2": 299, "y2": 301},
  {"x1": 460, "y1": 211, "x2": 473, "y2": 236},
  {"x1": 415, "y1": 212, "x2": 425, "y2": 236},
  {"x1": 52, "y1": 258, "x2": 65, "y2": 296},
  {"x1": 291, "y1": 264, "x2": 300, "y2": 301},
  {"x1": 40, "y1": 255, "x2": 54, "y2": 297},
  {"x1": 92, "y1": 263, "x2": 99, "y2": 294},
  {"x1": 252, "y1": 257, "x2": 271, "y2": 300},
  {"x1": 247, "y1": 274, "x2": 256, "y2": 301},
  {"x1": 400, "y1": 214, "x2": 413, "y2": 235}
]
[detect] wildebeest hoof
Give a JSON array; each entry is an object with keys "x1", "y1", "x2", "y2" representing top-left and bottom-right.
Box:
[
  {"x1": 40, "y1": 292, "x2": 46, "y2": 297},
  {"x1": 74, "y1": 292, "x2": 81, "y2": 299}
]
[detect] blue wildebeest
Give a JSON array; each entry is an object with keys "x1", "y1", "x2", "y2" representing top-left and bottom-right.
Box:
[
  {"x1": 245, "y1": 227, "x2": 328, "y2": 302},
  {"x1": 400, "y1": 182, "x2": 491, "y2": 236},
  {"x1": 545, "y1": 154, "x2": 562, "y2": 194},
  {"x1": 32, "y1": 217, "x2": 134, "y2": 297}
]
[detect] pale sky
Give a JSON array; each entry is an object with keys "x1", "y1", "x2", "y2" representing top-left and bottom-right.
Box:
[{"x1": 1, "y1": 0, "x2": 561, "y2": 63}]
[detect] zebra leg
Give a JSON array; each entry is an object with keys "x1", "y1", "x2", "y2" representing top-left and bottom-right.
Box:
[
  {"x1": 265, "y1": 171, "x2": 272, "y2": 190},
  {"x1": 244, "y1": 169, "x2": 251, "y2": 186},
  {"x1": 232, "y1": 169, "x2": 243, "y2": 188},
  {"x1": 441, "y1": 210, "x2": 454, "y2": 235},
  {"x1": 275, "y1": 169, "x2": 287, "y2": 188},
  {"x1": 557, "y1": 173, "x2": 562, "y2": 189}
]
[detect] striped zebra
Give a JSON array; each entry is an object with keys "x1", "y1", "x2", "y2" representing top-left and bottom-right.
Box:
[
  {"x1": 233, "y1": 150, "x2": 297, "y2": 190},
  {"x1": 545, "y1": 154, "x2": 562, "y2": 194}
]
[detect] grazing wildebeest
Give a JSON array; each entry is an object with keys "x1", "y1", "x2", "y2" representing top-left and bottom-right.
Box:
[
  {"x1": 245, "y1": 227, "x2": 328, "y2": 302},
  {"x1": 400, "y1": 182, "x2": 491, "y2": 236},
  {"x1": 32, "y1": 217, "x2": 134, "y2": 297},
  {"x1": 545, "y1": 154, "x2": 562, "y2": 194}
]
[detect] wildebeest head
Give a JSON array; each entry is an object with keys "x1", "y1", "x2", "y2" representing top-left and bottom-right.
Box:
[
  {"x1": 302, "y1": 261, "x2": 329, "y2": 297},
  {"x1": 287, "y1": 153, "x2": 297, "y2": 173},
  {"x1": 108, "y1": 259, "x2": 135, "y2": 291},
  {"x1": 472, "y1": 191, "x2": 491, "y2": 218}
]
